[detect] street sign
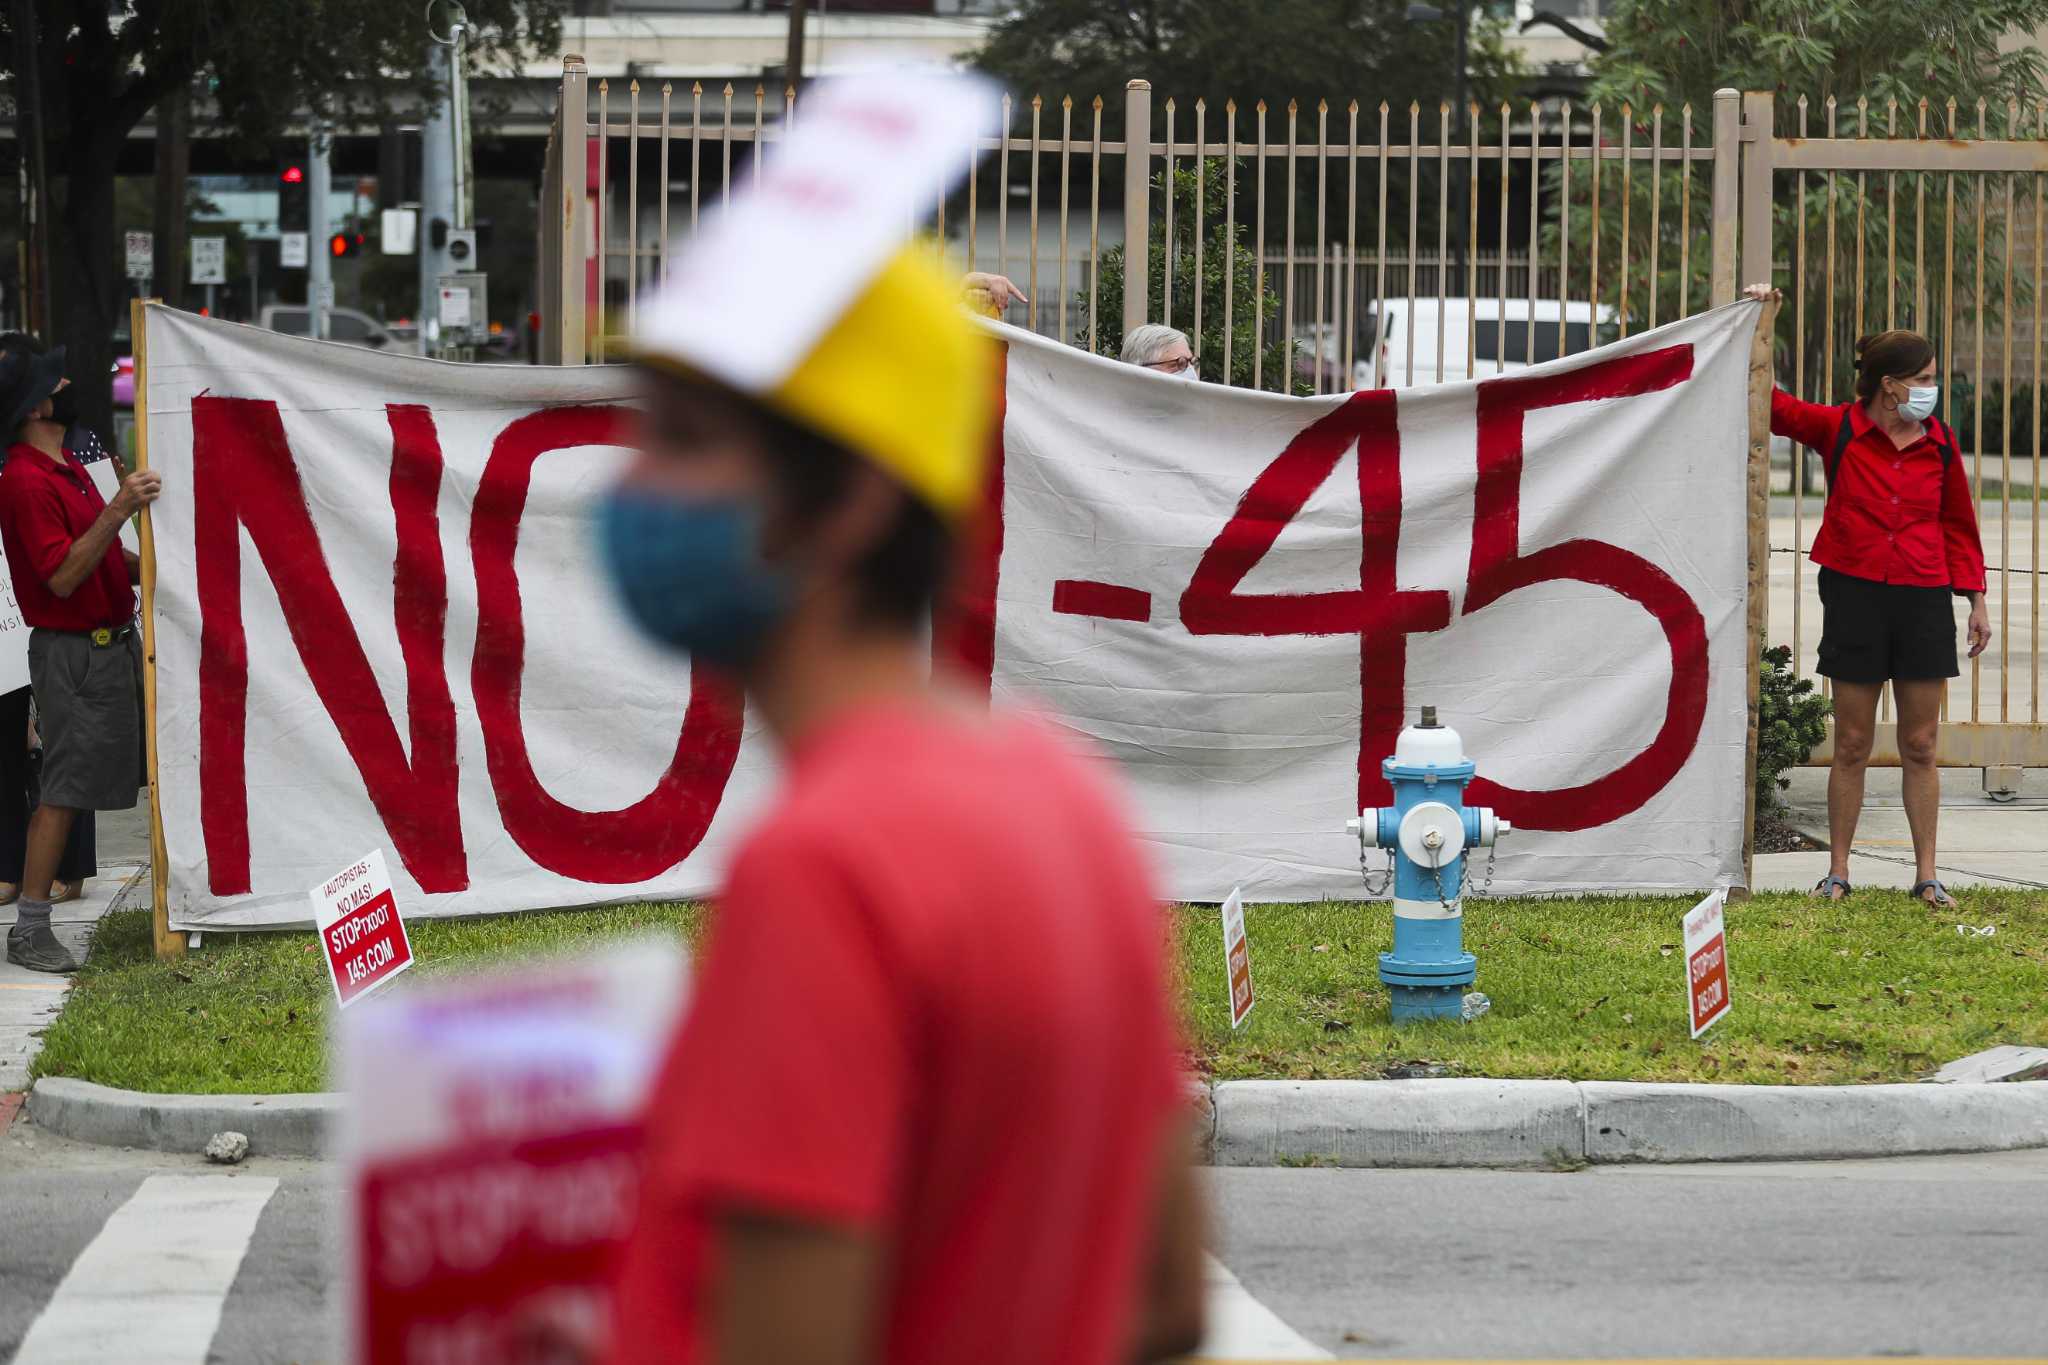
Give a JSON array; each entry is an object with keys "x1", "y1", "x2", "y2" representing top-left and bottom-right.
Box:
[
  {"x1": 124, "y1": 231, "x2": 153, "y2": 281},
  {"x1": 380, "y1": 208, "x2": 417, "y2": 256},
  {"x1": 438, "y1": 271, "x2": 489, "y2": 343},
  {"x1": 445, "y1": 227, "x2": 476, "y2": 267},
  {"x1": 190, "y1": 236, "x2": 227, "y2": 285},
  {"x1": 337, "y1": 942, "x2": 689, "y2": 1365},
  {"x1": 1682, "y1": 889, "x2": 1731, "y2": 1039},
  {"x1": 310, "y1": 849, "x2": 415, "y2": 1007},
  {"x1": 437, "y1": 286, "x2": 471, "y2": 331},
  {"x1": 1221, "y1": 886, "x2": 1254, "y2": 1029},
  {"x1": 280, "y1": 232, "x2": 310, "y2": 268}
]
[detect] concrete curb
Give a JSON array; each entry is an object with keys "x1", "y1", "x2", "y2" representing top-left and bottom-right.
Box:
[
  {"x1": 26, "y1": 1074, "x2": 2048, "y2": 1168},
  {"x1": 1205, "y1": 1077, "x2": 2048, "y2": 1169},
  {"x1": 26, "y1": 1077, "x2": 338, "y2": 1158}
]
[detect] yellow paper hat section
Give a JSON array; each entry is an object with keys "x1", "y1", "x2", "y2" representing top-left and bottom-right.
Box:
[{"x1": 766, "y1": 249, "x2": 994, "y2": 523}]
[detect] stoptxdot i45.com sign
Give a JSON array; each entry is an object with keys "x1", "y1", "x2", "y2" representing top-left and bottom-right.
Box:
[
  {"x1": 1682, "y1": 889, "x2": 1731, "y2": 1038},
  {"x1": 312, "y1": 849, "x2": 415, "y2": 1006}
]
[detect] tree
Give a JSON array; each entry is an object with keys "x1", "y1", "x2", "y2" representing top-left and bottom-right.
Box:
[
  {"x1": 973, "y1": 0, "x2": 1520, "y2": 247},
  {"x1": 975, "y1": 0, "x2": 1519, "y2": 133},
  {"x1": 1553, "y1": 0, "x2": 2048, "y2": 426},
  {"x1": 1088, "y1": 166, "x2": 1310, "y2": 394},
  {"x1": 0, "y1": 1, "x2": 563, "y2": 438}
]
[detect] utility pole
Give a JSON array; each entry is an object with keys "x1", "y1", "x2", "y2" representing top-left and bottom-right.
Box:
[
  {"x1": 419, "y1": 42, "x2": 455, "y2": 350},
  {"x1": 309, "y1": 121, "x2": 333, "y2": 339},
  {"x1": 152, "y1": 83, "x2": 191, "y2": 312},
  {"x1": 12, "y1": 0, "x2": 52, "y2": 335}
]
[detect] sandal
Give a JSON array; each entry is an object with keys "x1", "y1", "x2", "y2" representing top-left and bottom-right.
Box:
[
  {"x1": 0, "y1": 883, "x2": 16, "y2": 907},
  {"x1": 1813, "y1": 874, "x2": 1852, "y2": 902},
  {"x1": 1911, "y1": 878, "x2": 1957, "y2": 909},
  {"x1": 48, "y1": 880, "x2": 83, "y2": 905}
]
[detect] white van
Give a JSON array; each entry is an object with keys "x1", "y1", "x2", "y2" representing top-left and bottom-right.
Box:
[{"x1": 1362, "y1": 298, "x2": 1618, "y2": 388}]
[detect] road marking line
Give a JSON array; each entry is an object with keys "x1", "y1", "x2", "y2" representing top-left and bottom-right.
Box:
[
  {"x1": 11, "y1": 1173, "x2": 280, "y2": 1365},
  {"x1": 1196, "y1": 1254, "x2": 1333, "y2": 1360}
]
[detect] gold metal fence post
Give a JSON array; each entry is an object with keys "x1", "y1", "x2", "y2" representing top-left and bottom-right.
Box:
[
  {"x1": 1434, "y1": 102, "x2": 1448, "y2": 383},
  {"x1": 1496, "y1": 102, "x2": 1509, "y2": 375},
  {"x1": 1196, "y1": 99, "x2": 1209, "y2": 364},
  {"x1": 1223, "y1": 99, "x2": 1237, "y2": 375},
  {"x1": 1123, "y1": 79, "x2": 1154, "y2": 339},
  {"x1": 1256, "y1": 100, "x2": 1270, "y2": 389},
  {"x1": 1164, "y1": 97, "x2": 1176, "y2": 330},
  {"x1": 1060, "y1": 95, "x2": 1074, "y2": 344},
  {"x1": 1679, "y1": 103, "x2": 1694, "y2": 318},
  {"x1": 560, "y1": 58, "x2": 589, "y2": 365},
  {"x1": 1029, "y1": 95, "x2": 1043, "y2": 334},
  {"x1": 1738, "y1": 93, "x2": 1774, "y2": 301},
  {"x1": 1709, "y1": 88, "x2": 1740, "y2": 305},
  {"x1": 1090, "y1": 95, "x2": 1104, "y2": 352},
  {"x1": 1285, "y1": 100, "x2": 1299, "y2": 386},
  {"x1": 1544, "y1": 102, "x2": 1557, "y2": 360},
  {"x1": 1618, "y1": 103, "x2": 1633, "y2": 338},
  {"x1": 1647, "y1": 104, "x2": 1663, "y2": 332}
]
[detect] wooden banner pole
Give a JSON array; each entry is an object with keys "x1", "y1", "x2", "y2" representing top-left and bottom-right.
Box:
[
  {"x1": 1737, "y1": 293, "x2": 1781, "y2": 902},
  {"x1": 130, "y1": 297, "x2": 181, "y2": 960}
]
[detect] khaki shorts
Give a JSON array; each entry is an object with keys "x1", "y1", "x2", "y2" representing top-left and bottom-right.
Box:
[{"x1": 28, "y1": 627, "x2": 143, "y2": 811}]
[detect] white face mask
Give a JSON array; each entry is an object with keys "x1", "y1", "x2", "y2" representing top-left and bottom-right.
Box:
[
  {"x1": 1897, "y1": 384, "x2": 1938, "y2": 421},
  {"x1": 1171, "y1": 364, "x2": 1201, "y2": 383}
]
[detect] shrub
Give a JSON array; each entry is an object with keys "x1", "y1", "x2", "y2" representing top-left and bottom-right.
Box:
[{"x1": 1757, "y1": 643, "x2": 1831, "y2": 817}]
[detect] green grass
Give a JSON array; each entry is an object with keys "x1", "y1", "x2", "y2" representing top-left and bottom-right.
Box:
[
  {"x1": 26, "y1": 890, "x2": 2047, "y2": 1094},
  {"x1": 1176, "y1": 890, "x2": 2048, "y2": 1085},
  {"x1": 28, "y1": 902, "x2": 707, "y2": 1095}
]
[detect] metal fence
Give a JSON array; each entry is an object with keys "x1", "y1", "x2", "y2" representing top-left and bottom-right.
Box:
[
  {"x1": 1736, "y1": 91, "x2": 2048, "y2": 765},
  {"x1": 536, "y1": 61, "x2": 2048, "y2": 767},
  {"x1": 536, "y1": 59, "x2": 1740, "y2": 381}
]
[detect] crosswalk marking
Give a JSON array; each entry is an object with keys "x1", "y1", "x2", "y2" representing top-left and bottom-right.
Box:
[
  {"x1": 1196, "y1": 1254, "x2": 1333, "y2": 1360},
  {"x1": 11, "y1": 1174, "x2": 279, "y2": 1365}
]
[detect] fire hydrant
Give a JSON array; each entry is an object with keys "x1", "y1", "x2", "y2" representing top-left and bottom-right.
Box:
[{"x1": 1347, "y1": 706, "x2": 1511, "y2": 1023}]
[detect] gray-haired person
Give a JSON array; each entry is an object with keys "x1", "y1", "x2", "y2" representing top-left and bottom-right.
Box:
[{"x1": 1119, "y1": 325, "x2": 1198, "y2": 379}]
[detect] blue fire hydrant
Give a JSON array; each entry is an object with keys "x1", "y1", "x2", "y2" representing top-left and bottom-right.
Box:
[{"x1": 1347, "y1": 706, "x2": 1510, "y2": 1023}]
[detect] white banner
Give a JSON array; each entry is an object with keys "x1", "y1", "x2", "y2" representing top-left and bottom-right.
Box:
[{"x1": 146, "y1": 303, "x2": 1757, "y2": 928}]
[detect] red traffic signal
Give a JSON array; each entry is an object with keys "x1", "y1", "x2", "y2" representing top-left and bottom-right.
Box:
[
  {"x1": 330, "y1": 232, "x2": 350, "y2": 258},
  {"x1": 281, "y1": 165, "x2": 304, "y2": 184}
]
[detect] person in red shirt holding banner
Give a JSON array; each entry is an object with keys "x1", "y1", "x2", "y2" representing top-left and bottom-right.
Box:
[
  {"x1": 0, "y1": 347, "x2": 160, "y2": 972},
  {"x1": 593, "y1": 76, "x2": 1205, "y2": 1365},
  {"x1": 1745, "y1": 284, "x2": 1989, "y2": 908}
]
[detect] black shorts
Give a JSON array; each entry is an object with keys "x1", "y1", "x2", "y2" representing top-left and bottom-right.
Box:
[{"x1": 1816, "y1": 567, "x2": 1959, "y2": 684}]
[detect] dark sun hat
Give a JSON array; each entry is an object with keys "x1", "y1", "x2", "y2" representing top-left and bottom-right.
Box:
[{"x1": 0, "y1": 344, "x2": 67, "y2": 442}]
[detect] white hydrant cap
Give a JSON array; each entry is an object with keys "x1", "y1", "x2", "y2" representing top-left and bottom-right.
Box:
[{"x1": 1393, "y1": 707, "x2": 1468, "y2": 769}]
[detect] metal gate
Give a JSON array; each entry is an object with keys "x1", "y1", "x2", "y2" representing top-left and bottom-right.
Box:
[{"x1": 1733, "y1": 91, "x2": 2048, "y2": 770}]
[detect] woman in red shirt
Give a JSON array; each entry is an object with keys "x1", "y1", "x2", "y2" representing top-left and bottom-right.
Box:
[{"x1": 1747, "y1": 286, "x2": 1990, "y2": 908}]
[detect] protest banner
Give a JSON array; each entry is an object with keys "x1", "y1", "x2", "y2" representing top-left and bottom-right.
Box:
[
  {"x1": 336, "y1": 942, "x2": 686, "y2": 1364},
  {"x1": 143, "y1": 301, "x2": 1758, "y2": 929},
  {"x1": 311, "y1": 849, "x2": 414, "y2": 1006}
]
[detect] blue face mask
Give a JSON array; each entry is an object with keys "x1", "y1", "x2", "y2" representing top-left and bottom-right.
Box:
[{"x1": 597, "y1": 486, "x2": 792, "y2": 669}]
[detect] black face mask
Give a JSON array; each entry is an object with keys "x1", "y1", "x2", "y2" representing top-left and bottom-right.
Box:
[{"x1": 46, "y1": 385, "x2": 78, "y2": 429}]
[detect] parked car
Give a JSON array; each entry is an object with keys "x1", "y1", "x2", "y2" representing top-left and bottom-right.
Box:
[
  {"x1": 1365, "y1": 298, "x2": 1619, "y2": 388},
  {"x1": 258, "y1": 305, "x2": 422, "y2": 355}
]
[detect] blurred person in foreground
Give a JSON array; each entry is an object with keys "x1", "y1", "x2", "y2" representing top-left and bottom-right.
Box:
[
  {"x1": 1120, "y1": 324, "x2": 1198, "y2": 379},
  {"x1": 597, "y1": 240, "x2": 1205, "y2": 1364}
]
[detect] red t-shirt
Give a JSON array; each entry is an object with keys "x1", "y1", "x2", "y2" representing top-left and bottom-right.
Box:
[
  {"x1": 1769, "y1": 392, "x2": 1986, "y2": 593},
  {"x1": 0, "y1": 443, "x2": 135, "y2": 630},
  {"x1": 608, "y1": 700, "x2": 1183, "y2": 1365}
]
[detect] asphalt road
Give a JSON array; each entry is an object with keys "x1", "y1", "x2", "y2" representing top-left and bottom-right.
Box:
[
  {"x1": 2, "y1": 1114, "x2": 2044, "y2": 1363},
  {"x1": 1208, "y1": 1150, "x2": 2048, "y2": 1359}
]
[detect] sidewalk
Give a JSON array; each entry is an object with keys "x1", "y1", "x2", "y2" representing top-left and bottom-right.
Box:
[
  {"x1": 0, "y1": 798, "x2": 154, "y2": 1092},
  {"x1": 1752, "y1": 764, "x2": 2048, "y2": 893}
]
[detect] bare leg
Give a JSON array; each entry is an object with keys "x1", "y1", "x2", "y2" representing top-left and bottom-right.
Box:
[
  {"x1": 22, "y1": 802, "x2": 77, "y2": 905},
  {"x1": 1824, "y1": 681, "x2": 1882, "y2": 896},
  {"x1": 1892, "y1": 679, "x2": 1947, "y2": 894}
]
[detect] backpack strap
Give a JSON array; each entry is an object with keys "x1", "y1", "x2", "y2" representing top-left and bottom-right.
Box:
[
  {"x1": 1823, "y1": 407, "x2": 1855, "y2": 498},
  {"x1": 1927, "y1": 415, "x2": 1958, "y2": 476}
]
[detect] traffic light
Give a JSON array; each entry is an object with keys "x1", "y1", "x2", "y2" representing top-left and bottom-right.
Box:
[{"x1": 279, "y1": 164, "x2": 309, "y2": 233}]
